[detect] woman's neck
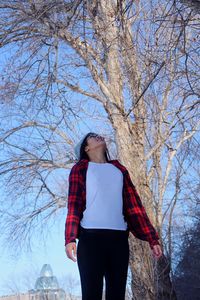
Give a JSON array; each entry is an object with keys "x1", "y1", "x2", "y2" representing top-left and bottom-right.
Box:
[
  {"x1": 89, "y1": 156, "x2": 107, "y2": 163},
  {"x1": 89, "y1": 159, "x2": 107, "y2": 163}
]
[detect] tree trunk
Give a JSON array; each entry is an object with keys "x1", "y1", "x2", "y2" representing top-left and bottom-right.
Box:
[
  {"x1": 112, "y1": 113, "x2": 177, "y2": 299},
  {"x1": 86, "y1": 0, "x2": 178, "y2": 298}
]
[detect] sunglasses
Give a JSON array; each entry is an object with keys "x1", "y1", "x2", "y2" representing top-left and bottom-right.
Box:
[{"x1": 87, "y1": 133, "x2": 104, "y2": 140}]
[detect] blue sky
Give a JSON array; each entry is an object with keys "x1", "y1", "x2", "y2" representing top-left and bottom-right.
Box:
[
  {"x1": 0, "y1": 39, "x2": 105, "y2": 297},
  {"x1": 0, "y1": 212, "x2": 81, "y2": 296}
]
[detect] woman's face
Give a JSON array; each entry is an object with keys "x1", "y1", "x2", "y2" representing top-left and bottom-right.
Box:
[{"x1": 85, "y1": 133, "x2": 106, "y2": 153}]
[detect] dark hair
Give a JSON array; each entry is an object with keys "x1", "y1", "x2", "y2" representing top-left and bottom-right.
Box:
[{"x1": 78, "y1": 132, "x2": 111, "y2": 162}]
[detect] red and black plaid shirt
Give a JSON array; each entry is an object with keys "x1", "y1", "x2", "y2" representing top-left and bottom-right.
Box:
[{"x1": 65, "y1": 159, "x2": 160, "y2": 250}]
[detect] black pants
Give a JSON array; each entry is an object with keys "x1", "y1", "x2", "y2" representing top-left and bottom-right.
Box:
[{"x1": 77, "y1": 225, "x2": 129, "y2": 300}]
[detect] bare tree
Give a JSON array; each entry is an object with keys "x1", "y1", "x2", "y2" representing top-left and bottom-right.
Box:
[
  {"x1": 1, "y1": 265, "x2": 39, "y2": 295},
  {"x1": 180, "y1": 0, "x2": 200, "y2": 12},
  {"x1": 2, "y1": 266, "x2": 81, "y2": 300},
  {"x1": 0, "y1": 1, "x2": 199, "y2": 299},
  {"x1": 59, "y1": 273, "x2": 81, "y2": 300},
  {"x1": 173, "y1": 208, "x2": 200, "y2": 300}
]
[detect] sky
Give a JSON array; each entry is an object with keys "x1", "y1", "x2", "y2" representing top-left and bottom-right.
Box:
[
  {"x1": 0, "y1": 37, "x2": 102, "y2": 297},
  {"x1": 0, "y1": 212, "x2": 81, "y2": 297}
]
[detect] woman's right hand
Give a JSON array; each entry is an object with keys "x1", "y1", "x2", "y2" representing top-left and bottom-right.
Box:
[{"x1": 65, "y1": 242, "x2": 77, "y2": 262}]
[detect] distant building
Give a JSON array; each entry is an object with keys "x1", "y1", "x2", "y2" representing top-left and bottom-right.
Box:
[
  {"x1": 29, "y1": 264, "x2": 66, "y2": 300},
  {"x1": 0, "y1": 264, "x2": 80, "y2": 300}
]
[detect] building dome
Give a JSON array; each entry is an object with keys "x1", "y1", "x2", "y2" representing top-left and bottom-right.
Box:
[
  {"x1": 40, "y1": 264, "x2": 54, "y2": 277},
  {"x1": 30, "y1": 264, "x2": 66, "y2": 300},
  {"x1": 34, "y1": 264, "x2": 60, "y2": 291},
  {"x1": 35, "y1": 276, "x2": 59, "y2": 291}
]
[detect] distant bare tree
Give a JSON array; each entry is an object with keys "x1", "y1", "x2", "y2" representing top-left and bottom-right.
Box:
[
  {"x1": 173, "y1": 208, "x2": 200, "y2": 299},
  {"x1": 2, "y1": 266, "x2": 80, "y2": 300},
  {"x1": 180, "y1": 0, "x2": 200, "y2": 11},
  {"x1": 59, "y1": 273, "x2": 80, "y2": 300},
  {"x1": 1, "y1": 265, "x2": 39, "y2": 295},
  {"x1": 0, "y1": 1, "x2": 199, "y2": 299}
]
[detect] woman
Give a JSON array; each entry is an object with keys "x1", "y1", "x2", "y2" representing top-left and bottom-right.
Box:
[{"x1": 65, "y1": 132, "x2": 162, "y2": 300}]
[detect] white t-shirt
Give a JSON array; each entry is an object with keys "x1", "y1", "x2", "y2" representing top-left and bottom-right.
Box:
[{"x1": 80, "y1": 161, "x2": 128, "y2": 230}]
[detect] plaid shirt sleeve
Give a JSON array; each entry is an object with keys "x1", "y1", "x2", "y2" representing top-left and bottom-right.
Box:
[
  {"x1": 123, "y1": 169, "x2": 160, "y2": 250},
  {"x1": 64, "y1": 164, "x2": 84, "y2": 246}
]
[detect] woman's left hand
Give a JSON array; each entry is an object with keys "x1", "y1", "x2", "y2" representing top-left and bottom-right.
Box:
[{"x1": 152, "y1": 244, "x2": 162, "y2": 259}]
